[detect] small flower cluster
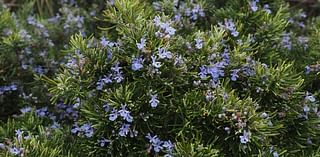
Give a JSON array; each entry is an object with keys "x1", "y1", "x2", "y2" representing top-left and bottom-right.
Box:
[
  {"x1": 239, "y1": 130, "x2": 251, "y2": 144},
  {"x1": 305, "y1": 64, "x2": 320, "y2": 74},
  {"x1": 250, "y1": 0, "x2": 272, "y2": 14},
  {"x1": 27, "y1": 16, "x2": 50, "y2": 39},
  {"x1": 146, "y1": 133, "x2": 174, "y2": 156},
  {"x1": 104, "y1": 104, "x2": 136, "y2": 137},
  {"x1": 96, "y1": 62, "x2": 125, "y2": 90},
  {"x1": 71, "y1": 123, "x2": 94, "y2": 138},
  {"x1": 218, "y1": 19, "x2": 239, "y2": 37},
  {"x1": 0, "y1": 84, "x2": 17, "y2": 95},
  {"x1": 149, "y1": 93, "x2": 160, "y2": 108},
  {"x1": 154, "y1": 16, "x2": 176, "y2": 38},
  {"x1": 281, "y1": 32, "x2": 292, "y2": 50},
  {"x1": 300, "y1": 92, "x2": 319, "y2": 119},
  {"x1": 0, "y1": 129, "x2": 31, "y2": 156}
]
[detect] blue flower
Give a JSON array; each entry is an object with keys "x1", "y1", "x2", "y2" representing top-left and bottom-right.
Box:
[
  {"x1": 240, "y1": 130, "x2": 251, "y2": 144},
  {"x1": 260, "y1": 112, "x2": 269, "y2": 119},
  {"x1": 118, "y1": 104, "x2": 133, "y2": 123},
  {"x1": 71, "y1": 124, "x2": 80, "y2": 134},
  {"x1": 100, "y1": 37, "x2": 115, "y2": 48},
  {"x1": 163, "y1": 140, "x2": 174, "y2": 153},
  {"x1": 158, "y1": 47, "x2": 172, "y2": 59},
  {"x1": 303, "y1": 105, "x2": 310, "y2": 113},
  {"x1": 15, "y1": 129, "x2": 23, "y2": 140},
  {"x1": 111, "y1": 62, "x2": 124, "y2": 83},
  {"x1": 0, "y1": 143, "x2": 4, "y2": 149},
  {"x1": 109, "y1": 109, "x2": 118, "y2": 121},
  {"x1": 20, "y1": 106, "x2": 32, "y2": 114},
  {"x1": 146, "y1": 133, "x2": 163, "y2": 153},
  {"x1": 281, "y1": 32, "x2": 292, "y2": 50},
  {"x1": 36, "y1": 107, "x2": 48, "y2": 117},
  {"x1": 80, "y1": 123, "x2": 94, "y2": 138},
  {"x1": 151, "y1": 55, "x2": 161, "y2": 68},
  {"x1": 149, "y1": 94, "x2": 159, "y2": 108},
  {"x1": 191, "y1": 4, "x2": 205, "y2": 20},
  {"x1": 263, "y1": 4, "x2": 272, "y2": 14},
  {"x1": 230, "y1": 69, "x2": 240, "y2": 81},
  {"x1": 136, "y1": 37, "x2": 146, "y2": 50},
  {"x1": 242, "y1": 66, "x2": 256, "y2": 77},
  {"x1": 51, "y1": 121, "x2": 60, "y2": 129},
  {"x1": 9, "y1": 147, "x2": 23, "y2": 156},
  {"x1": 132, "y1": 57, "x2": 144, "y2": 71},
  {"x1": 153, "y1": 16, "x2": 162, "y2": 26},
  {"x1": 103, "y1": 103, "x2": 110, "y2": 112},
  {"x1": 119, "y1": 123, "x2": 130, "y2": 137},
  {"x1": 219, "y1": 19, "x2": 239, "y2": 37},
  {"x1": 195, "y1": 38, "x2": 203, "y2": 49},
  {"x1": 250, "y1": 0, "x2": 259, "y2": 12},
  {"x1": 153, "y1": 16, "x2": 176, "y2": 38},
  {"x1": 199, "y1": 66, "x2": 208, "y2": 79},
  {"x1": 305, "y1": 95, "x2": 316, "y2": 103},
  {"x1": 207, "y1": 63, "x2": 225, "y2": 82}
]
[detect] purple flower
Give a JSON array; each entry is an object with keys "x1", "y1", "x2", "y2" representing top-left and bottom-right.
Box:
[
  {"x1": 100, "y1": 37, "x2": 114, "y2": 48},
  {"x1": 263, "y1": 4, "x2": 272, "y2": 14},
  {"x1": 281, "y1": 32, "x2": 292, "y2": 50},
  {"x1": 219, "y1": 19, "x2": 239, "y2": 37},
  {"x1": 51, "y1": 122, "x2": 60, "y2": 129},
  {"x1": 103, "y1": 103, "x2": 110, "y2": 112},
  {"x1": 250, "y1": 0, "x2": 258, "y2": 12},
  {"x1": 149, "y1": 94, "x2": 159, "y2": 108},
  {"x1": 27, "y1": 16, "x2": 36, "y2": 25},
  {"x1": 230, "y1": 69, "x2": 240, "y2": 81},
  {"x1": 154, "y1": 16, "x2": 176, "y2": 38},
  {"x1": 151, "y1": 55, "x2": 161, "y2": 68},
  {"x1": 240, "y1": 130, "x2": 251, "y2": 144},
  {"x1": 300, "y1": 12, "x2": 307, "y2": 19},
  {"x1": 303, "y1": 105, "x2": 310, "y2": 113},
  {"x1": 118, "y1": 104, "x2": 133, "y2": 123},
  {"x1": 158, "y1": 47, "x2": 172, "y2": 59},
  {"x1": 199, "y1": 66, "x2": 207, "y2": 79},
  {"x1": 36, "y1": 107, "x2": 48, "y2": 117},
  {"x1": 174, "y1": 55, "x2": 184, "y2": 66},
  {"x1": 132, "y1": 57, "x2": 144, "y2": 71},
  {"x1": 119, "y1": 123, "x2": 130, "y2": 137},
  {"x1": 162, "y1": 23, "x2": 176, "y2": 36},
  {"x1": 111, "y1": 62, "x2": 124, "y2": 83},
  {"x1": 146, "y1": 133, "x2": 163, "y2": 152},
  {"x1": 71, "y1": 124, "x2": 80, "y2": 134},
  {"x1": 260, "y1": 112, "x2": 269, "y2": 119},
  {"x1": 242, "y1": 66, "x2": 256, "y2": 76},
  {"x1": 163, "y1": 140, "x2": 174, "y2": 153},
  {"x1": 111, "y1": 62, "x2": 121, "y2": 72},
  {"x1": 0, "y1": 143, "x2": 4, "y2": 149},
  {"x1": 109, "y1": 109, "x2": 118, "y2": 121},
  {"x1": 15, "y1": 129, "x2": 23, "y2": 139},
  {"x1": 20, "y1": 106, "x2": 32, "y2": 114},
  {"x1": 9, "y1": 147, "x2": 23, "y2": 155},
  {"x1": 191, "y1": 5, "x2": 205, "y2": 20},
  {"x1": 195, "y1": 38, "x2": 203, "y2": 49},
  {"x1": 207, "y1": 63, "x2": 225, "y2": 82},
  {"x1": 81, "y1": 123, "x2": 94, "y2": 138},
  {"x1": 71, "y1": 123, "x2": 94, "y2": 138},
  {"x1": 154, "y1": 16, "x2": 162, "y2": 26},
  {"x1": 137, "y1": 37, "x2": 146, "y2": 50}
]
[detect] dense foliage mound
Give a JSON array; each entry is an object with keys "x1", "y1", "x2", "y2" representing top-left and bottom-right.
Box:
[{"x1": 0, "y1": 0, "x2": 320, "y2": 156}]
